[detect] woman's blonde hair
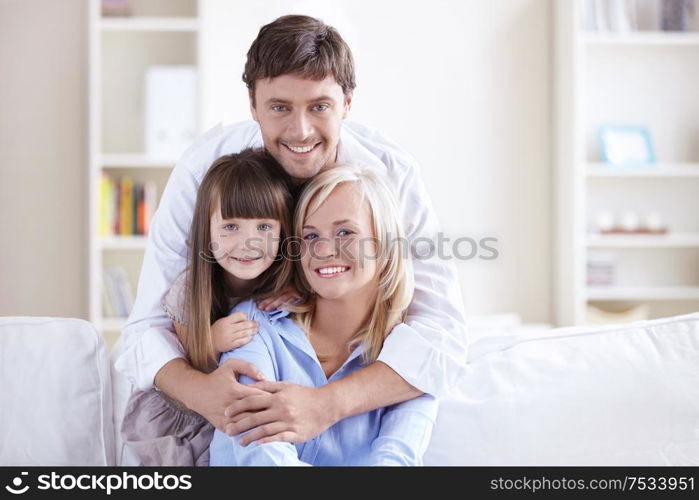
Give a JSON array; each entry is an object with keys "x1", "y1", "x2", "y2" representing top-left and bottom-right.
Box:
[
  {"x1": 183, "y1": 148, "x2": 297, "y2": 372},
  {"x1": 289, "y1": 164, "x2": 414, "y2": 363}
]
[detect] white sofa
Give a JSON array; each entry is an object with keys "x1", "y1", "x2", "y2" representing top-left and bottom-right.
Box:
[{"x1": 1, "y1": 313, "x2": 698, "y2": 466}]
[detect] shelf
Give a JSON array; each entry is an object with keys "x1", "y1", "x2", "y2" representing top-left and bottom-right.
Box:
[
  {"x1": 587, "y1": 286, "x2": 699, "y2": 301},
  {"x1": 101, "y1": 317, "x2": 127, "y2": 332},
  {"x1": 100, "y1": 236, "x2": 148, "y2": 250},
  {"x1": 584, "y1": 32, "x2": 699, "y2": 46},
  {"x1": 586, "y1": 163, "x2": 699, "y2": 178},
  {"x1": 587, "y1": 233, "x2": 699, "y2": 248},
  {"x1": 101, "y1": 154, "x2": 176, "y2": 169},
  {"x1": 100, "y1": 17, "x2": 198, "y2": 32}
]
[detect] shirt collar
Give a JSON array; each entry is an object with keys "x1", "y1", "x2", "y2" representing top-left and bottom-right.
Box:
[{"x1": 265, "y1": 306, "x2": 366, "y2": 369}]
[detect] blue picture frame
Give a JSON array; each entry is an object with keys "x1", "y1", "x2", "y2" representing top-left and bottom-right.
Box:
[{"x1": 598, "y1": 125, "x2": 656, "y2": 168}]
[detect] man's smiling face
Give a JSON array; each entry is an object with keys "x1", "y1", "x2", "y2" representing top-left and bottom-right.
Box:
[{"x1": 250, "y1": 73, "x2": 352, "y2": 181}]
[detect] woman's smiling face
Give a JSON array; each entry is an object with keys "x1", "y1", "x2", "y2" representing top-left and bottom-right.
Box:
[{"x1": 300, "y1": 182, "x2": 378, "y2": 301}]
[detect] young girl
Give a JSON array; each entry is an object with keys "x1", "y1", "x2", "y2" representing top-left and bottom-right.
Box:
[
  {"x1": 121, "y1": 148, "x2": 298, "y2": 466},
  {"x1": 209, "y1": 164, "x2": 438, "y2": 466}
]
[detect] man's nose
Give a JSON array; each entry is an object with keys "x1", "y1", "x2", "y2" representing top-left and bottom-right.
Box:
[{"x1": 287, "y1": 110, "x2": 313, "y2": 141}]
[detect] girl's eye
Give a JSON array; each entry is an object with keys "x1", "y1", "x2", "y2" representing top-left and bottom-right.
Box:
[
  {"x1": 271, "y1": 105, "x2": 288, "y2": 112},
  {"x1": 313, "y1": 104, "x2": 329, "y2": 112},
  {"x1": 258, "y1": 223, "x2": 272, "y2": 231},
  {"x1": 303, "y1": 233, "x2": 318, "y2": 240},
  {"x1": 223, "y1": 224, "x2": 238, "y2": 231}
]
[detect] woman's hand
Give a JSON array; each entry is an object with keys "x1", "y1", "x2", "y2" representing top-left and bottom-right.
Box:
[
  {"x1": 211, "y1": 311, "x2": 259, "y2": 354},
  {"x1": 222, "y1": 381, "x2": 339, "y2": 445},
  {"x1": 256, "y1": 284, "x2": 301, "y2": 312}
]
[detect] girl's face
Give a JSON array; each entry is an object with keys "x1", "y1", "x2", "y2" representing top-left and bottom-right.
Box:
[
  {"x1": 300, "y1": 183, "x2": 378, "y2": 302},
  {"x1": 209, "y1": 205, "x2": 281, "y2": 281}
]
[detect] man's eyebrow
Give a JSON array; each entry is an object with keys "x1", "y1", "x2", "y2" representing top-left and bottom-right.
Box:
[
  {"x1": 264, "y1": 96, "x2": 337, "y2": 106},
  {"x1": 264, "y1": 98, "x2": 292, "y2": 105}
]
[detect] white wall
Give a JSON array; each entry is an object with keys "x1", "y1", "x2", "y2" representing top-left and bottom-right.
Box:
[
  {"x1": 0, "y1": 0, "x2": 88, "y2": 318},
  {"x1": 200, "y1": 0, "x2": 552, "y2": 322}
]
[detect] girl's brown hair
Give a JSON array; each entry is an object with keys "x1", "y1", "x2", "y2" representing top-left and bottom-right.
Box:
[{"x1": 183, "y1": 148, "x2": 297, "y2": 372}]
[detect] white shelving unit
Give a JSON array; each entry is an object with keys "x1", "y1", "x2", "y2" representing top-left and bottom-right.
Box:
[
  {"x1": 88, "y1": 0, "x2": 201, "y2": 344},
  {"x1": 554, "y1": 0, "x2": 699, "y2": 325}
]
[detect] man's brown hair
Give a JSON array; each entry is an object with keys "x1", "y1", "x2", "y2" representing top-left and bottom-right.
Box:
[{"x1": 243, "y1": 15, "x2": 356, "y2": 103}]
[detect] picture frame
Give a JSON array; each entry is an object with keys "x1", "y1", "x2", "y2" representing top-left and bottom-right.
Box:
[{"x1": 598, "y1": 125, "x2": 656, "y2": 167}]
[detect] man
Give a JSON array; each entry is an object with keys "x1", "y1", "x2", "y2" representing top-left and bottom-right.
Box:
[{"x1": 116, "y1": 14, "x2": 468, "y2": 446}]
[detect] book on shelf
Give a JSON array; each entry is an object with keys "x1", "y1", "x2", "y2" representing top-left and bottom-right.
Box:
[
  {"x1": 102, "y1": 266, "x2": 134, "y2": 319},
  {"x1": 583, "y1": 0, "x2": 638, "y2": 33},
  {"x1": 99, "y1": 173, "x2": 157, "y2": 237}
]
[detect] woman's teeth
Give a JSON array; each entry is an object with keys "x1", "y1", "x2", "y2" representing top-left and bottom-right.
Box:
[{"x1": 317, "y1": 266, "x2": 349, "y2": 276}]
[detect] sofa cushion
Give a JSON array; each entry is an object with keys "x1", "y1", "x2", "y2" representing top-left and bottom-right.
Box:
[
  {"x1": 0, "y1": 317, "x2": 115, "y2": 465},
  {"x1": 425, "y1": 312, "x2": 699, "y2": 465}
]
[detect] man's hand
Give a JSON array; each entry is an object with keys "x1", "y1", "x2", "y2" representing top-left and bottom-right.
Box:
[
  {"x1": 222, "y1": 381, "x2": 339, "y2": 446},
  {"x1": 256, "y1": 284, "x2": 300, "y2": 311},
  {"x1": 156, "y1": 358, "x2": 268, "y2": 433}
]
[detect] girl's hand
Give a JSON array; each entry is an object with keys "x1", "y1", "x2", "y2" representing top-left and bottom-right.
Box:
[
  {"x1": 256, "y1": 284, "x2": 301, "y2": 312},
  {"x1": 211, "y1": 311, "x2": 259, "y2": 354}
]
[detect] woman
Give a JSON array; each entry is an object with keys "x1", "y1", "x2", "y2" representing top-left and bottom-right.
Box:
[{"x1": 209, "y1": 164, "x2": 437, "y2": 466}]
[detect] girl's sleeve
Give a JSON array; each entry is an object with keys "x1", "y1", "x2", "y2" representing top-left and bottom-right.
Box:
[
  {"x1": 160, "y1": 270, "x2": 188, "y2": 325},
  {"x1": 363, "y1": 394, "x2": 439, "y2": 466},
  {"x1": 208, "y1": 327, "x2": 310, "y2": 466}
]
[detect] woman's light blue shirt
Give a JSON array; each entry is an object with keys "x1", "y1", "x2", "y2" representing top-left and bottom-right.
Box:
[{"x1": 209, "y1": 300, "x2": 438, "y2": 466}]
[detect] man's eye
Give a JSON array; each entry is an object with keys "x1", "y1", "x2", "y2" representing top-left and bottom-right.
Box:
[
  {"x1": 313, "y1": 104, "x2": 329, "y2": 112},
  {"x1": 224, "y1": 224, "x2": 238, "y2": 231},
  {"x1": 271, "y1": 105, "x2": 288, "y2": 112},
  {"x1": 258, "y1": 223, "x2": 272, "y2": 231}
]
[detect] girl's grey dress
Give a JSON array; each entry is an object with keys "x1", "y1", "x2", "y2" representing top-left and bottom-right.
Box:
[{"x1": 120, "y1": 271, "x2": 239, "y2": 466}]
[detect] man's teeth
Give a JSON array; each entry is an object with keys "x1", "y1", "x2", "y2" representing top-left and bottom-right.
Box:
[
  {"x1": 287, "y1": 144, "x2": 314, "y2": 153},
  {"x1": 318, "y1": 266, "x2": 348, "y2": 275}
]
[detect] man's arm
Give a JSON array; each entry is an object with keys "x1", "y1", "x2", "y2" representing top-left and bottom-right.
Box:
[{"x1": 228, "y1": 361, "x2": 420, "y2": 445}]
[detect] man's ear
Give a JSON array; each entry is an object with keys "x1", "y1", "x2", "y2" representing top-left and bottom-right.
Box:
[
  {"x1": 342, "y1": 92, "x2": 353, "y2": 119},
  {"x1": 249, "y1": 89, "x2": 259, "y2": 122}
]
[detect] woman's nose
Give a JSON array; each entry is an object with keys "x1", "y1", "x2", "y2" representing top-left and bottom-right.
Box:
[{"x1": 310, "y1": 236, "x2": 338, "y2": 260}]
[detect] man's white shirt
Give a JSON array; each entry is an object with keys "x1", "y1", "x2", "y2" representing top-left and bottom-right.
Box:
[{"x1": 115, "y1": 119, "x2": 468, "y2": 397}]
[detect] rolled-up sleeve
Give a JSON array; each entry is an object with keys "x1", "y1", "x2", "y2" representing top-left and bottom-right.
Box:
[{"x1": 377, "y1": 152, "x2": 469, "y2": 398}]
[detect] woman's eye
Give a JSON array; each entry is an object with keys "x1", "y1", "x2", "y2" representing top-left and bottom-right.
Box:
[
  {"x1": 258, "y1": 223, "x2": 272, "y2": 231},
  {"x1": 271, "y1": 105, "x2": 287, "y2": 112},
  {"x1": 313, "y1": 104, "x2": 329, "y2": 112},
  {"x1": 224, "y1": 224, "x2": 238, "y2": 231},
  {"x1": 303, "y1": 233, "x2": 318, "y2": 240},
  {"x1": 337, "y1": 229, "x2": 354, "y2": 237}
]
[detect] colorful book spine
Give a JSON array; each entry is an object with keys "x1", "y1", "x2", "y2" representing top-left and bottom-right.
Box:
[
  {"x1": 120, "y1": 177, "x2": 133, "y2": 236},
  {"x1": 99, "y1": 174, "x2": 159, "y2": 237}
]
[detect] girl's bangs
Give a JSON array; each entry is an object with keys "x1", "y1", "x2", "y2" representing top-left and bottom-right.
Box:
[{"x1": 214, "y1": 164, "x2": 286, "y2": 221}]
